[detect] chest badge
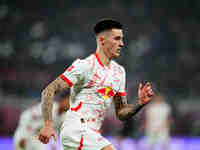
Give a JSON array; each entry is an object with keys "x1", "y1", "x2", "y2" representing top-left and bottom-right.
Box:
[{"x1": 97, "y1": 86, "x2": 115, "y2": 99}]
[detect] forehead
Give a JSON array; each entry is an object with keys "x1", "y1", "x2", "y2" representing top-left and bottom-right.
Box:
[{"x1": 109, "y1": 29, "x2": 123, "y2": 37}]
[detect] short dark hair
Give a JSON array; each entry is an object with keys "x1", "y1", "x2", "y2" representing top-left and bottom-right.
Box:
[{"x1": 94, "y1": 19, "x2": 123, "y2": 35}]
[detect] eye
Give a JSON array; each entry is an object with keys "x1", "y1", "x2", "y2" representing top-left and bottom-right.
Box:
[{"x1": 114, "y1": 36, "x2": 121, "y2": 40}]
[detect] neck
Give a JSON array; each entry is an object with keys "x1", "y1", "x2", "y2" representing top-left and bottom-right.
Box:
[{"x1": 96, "y1": 48, "x2": 111, "y2": 66}]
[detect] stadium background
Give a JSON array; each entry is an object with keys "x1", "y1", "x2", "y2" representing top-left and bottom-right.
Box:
[{"x1": 0, "y1": 0, "x2": 200, "y2": 149}]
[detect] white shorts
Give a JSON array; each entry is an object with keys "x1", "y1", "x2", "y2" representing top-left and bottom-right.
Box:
[{"x1": 60, "y1": 112, "x2": 112, "y2": 150}]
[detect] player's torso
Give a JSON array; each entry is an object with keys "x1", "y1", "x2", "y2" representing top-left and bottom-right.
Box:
[{"x1": 69, "y1": 54, "x2": 124, "y2": 129}]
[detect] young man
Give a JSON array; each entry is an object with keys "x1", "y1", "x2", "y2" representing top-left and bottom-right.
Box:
[
  {"x1": 39, "y1": 19, "x2": 154, "y2": 150},
  {"x1": 14, "y1": 91, "x2": 70, "y2": 150}
]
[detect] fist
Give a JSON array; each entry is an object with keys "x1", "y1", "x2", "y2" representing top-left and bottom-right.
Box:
[
  {"x1": 38, "y1": 125, "x2": 57, "y2": 144},
  {"x1": 138, "y1": 82, "x2": 154, "y2": 105},
  {"x1": 19, "y1": 138, "x2": 26, "y2": 148}
]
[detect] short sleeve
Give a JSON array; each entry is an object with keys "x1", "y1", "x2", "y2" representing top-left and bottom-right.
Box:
[
  {"x1": 116, "y1": 67, "x2": 126, "y2": 96},
  {"x1": 60, "y1": 59, "x2": 89, "y2": 87}
]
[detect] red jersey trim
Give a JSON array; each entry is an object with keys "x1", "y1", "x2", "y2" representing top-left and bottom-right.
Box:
[
  {"x1": 71, "y1": 101, "x2": 82, "y2": 112},
  {"x1": 94, "y1": 53, "x2": 104, "y2": 68},
  {"x1": 60, "y1": 74, "x2": 73, "y2": 87},
  {"x1": 116, "y1": 92, "x2": 127, "y2": 96},
  {"x1": 78, "y1": 136, "x2": 84, "y2": 150}
]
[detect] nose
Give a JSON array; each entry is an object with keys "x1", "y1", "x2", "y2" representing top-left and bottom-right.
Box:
[{"x1": 120, "y1": 41, "x2": 124, "y2": 47}]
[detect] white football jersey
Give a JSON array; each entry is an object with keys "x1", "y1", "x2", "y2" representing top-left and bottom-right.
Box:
[{"x1": 60, "y1": 53, "x2": 126, "y2": 131}]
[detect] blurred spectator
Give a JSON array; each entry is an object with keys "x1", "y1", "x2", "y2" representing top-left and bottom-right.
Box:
[{"x1": 143, "y1": 94, "x2": 172, "y2": 150}]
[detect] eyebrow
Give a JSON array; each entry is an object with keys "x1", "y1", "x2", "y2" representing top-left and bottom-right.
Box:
[{"x1": 114, "y1": 35, "x2": 123, "y2": 40}]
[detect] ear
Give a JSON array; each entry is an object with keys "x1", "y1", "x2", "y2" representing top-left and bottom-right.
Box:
[
  {"x1": 98, "y1": 36, "x2": 105, "y2": 46},
  {"x1": 99, "y1": 36, "x2": 104, "y2": 42}
]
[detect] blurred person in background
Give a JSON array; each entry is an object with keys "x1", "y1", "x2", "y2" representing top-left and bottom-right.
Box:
[
  {"x1": 144, "y1": 94, "x2": 172, "y2": 150},
  {"x1": 38, "y1": 19, "x2": 154, "y2": 150},
  {"x1": 14, "y1": 91, "x2": 70, "y2": 150}
]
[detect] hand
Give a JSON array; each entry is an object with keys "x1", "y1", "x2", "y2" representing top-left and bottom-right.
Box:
[
  {"x1": 38, "y1": 122, "x2": 57, "y2": 144},
  {"x1": 138, "y1": 82, "x2": 154, "y2": 105},
  {"x1": 19, "y1": 138, "x2": 26, "y2": 148}
]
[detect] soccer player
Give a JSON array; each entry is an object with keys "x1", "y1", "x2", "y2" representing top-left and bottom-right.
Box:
[
  {"x1": 38, "y1": 19, "x2": 154, "y2": 150},
  {"x1": 14, "y1": 91, "x2": 70, "y2": 150}
]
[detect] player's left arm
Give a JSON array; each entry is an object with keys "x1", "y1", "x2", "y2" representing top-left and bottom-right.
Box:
[{"x1": 113, "y1": 82, "x2": 154, "y2": 121}]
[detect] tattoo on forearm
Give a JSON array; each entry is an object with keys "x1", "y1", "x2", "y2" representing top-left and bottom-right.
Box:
[
  {"x1": 41, "y1": 87, "x2": 54, "y2": 122},
  {"x1": 41, "y1": 77, "x2": 69, "y2": 122},
  {"x1": 118, "y1": 103, "x2": 146, "y2": 121}
]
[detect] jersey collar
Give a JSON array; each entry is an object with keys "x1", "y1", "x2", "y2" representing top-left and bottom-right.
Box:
[{"x1": 94, "y1": 53, "x2": 105, "y2": 68}]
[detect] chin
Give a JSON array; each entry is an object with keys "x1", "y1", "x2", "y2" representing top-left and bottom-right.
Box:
[
  {"x1": 112, "y1": 55, "x2": 120, "y2": 59},
  {"x1": 115, "y1": 53, "x2": 121, "y2": 57}
]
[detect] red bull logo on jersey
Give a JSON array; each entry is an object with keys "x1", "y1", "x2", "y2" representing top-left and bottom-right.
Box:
[{"x1": 97, "y1": 86, "x2": 115, "y2": 99}]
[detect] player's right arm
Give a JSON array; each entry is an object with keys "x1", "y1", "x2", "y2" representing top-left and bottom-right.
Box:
[
  {"x1": 19, "y1": 138, "x2": 26, "y2": 148},
  {"x1": 41, "y1": 77, "x2": 70, "y2": 125},
  {"x1": 39, "y1": 77, "x2": 70, "y2": 144},
  {"x1": 39, "y1": 58, "x2": 89, "y2": 144}
]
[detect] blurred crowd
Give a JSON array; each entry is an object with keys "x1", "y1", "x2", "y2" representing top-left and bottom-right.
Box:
[{"x1": 0, "y1": 0, "x2": 200, "y2": 139}]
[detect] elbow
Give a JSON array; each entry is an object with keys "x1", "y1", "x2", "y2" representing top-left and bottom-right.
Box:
[
  {"x1": 41, "y1": 88, "x2": 47, "y2": 97},
  {"x1": 118, "y1": 116, "x2": 127, "y2": 121},
  {"x1": 41, "y1": 87, "x2": 53, "y2": 99},
  {"x1": 117, "y1": 110, "x2": 129, "y2": 121}
]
